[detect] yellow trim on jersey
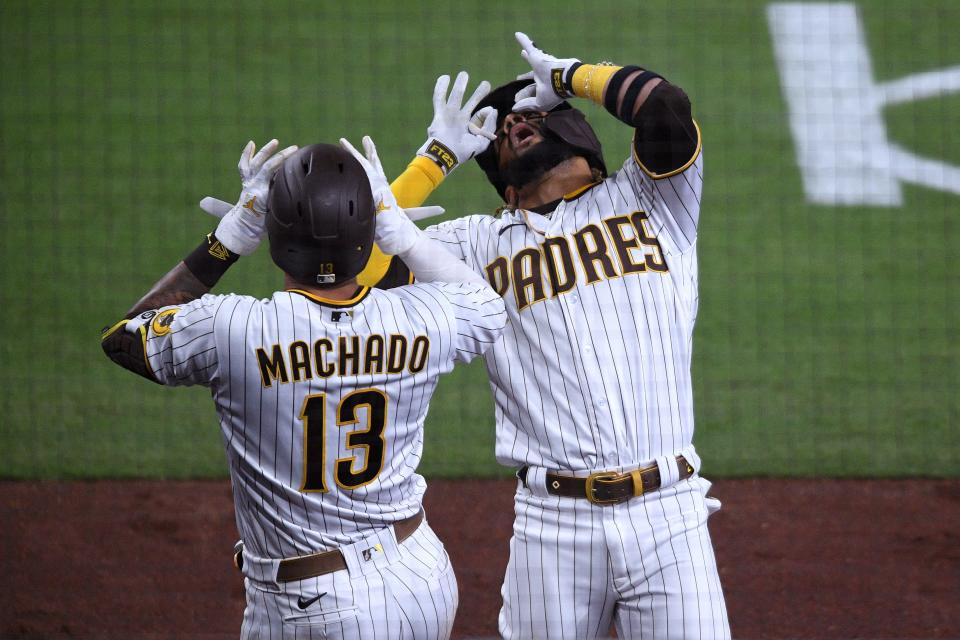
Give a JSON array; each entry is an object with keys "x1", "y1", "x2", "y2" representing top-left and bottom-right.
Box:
[
  {"x1": 138, "y1": 324, "x2": 156, "y2": 379},
  {"x1": 100, "y1": 319, "x2": 129, "y2": 342},
  {"x1": 101, "y1": 318, "x2": 156, "y2": 379},
  {"x1": 355, "y1": 156, "x2": 444, "y2": 286},
  {"x1": 570, "y1": 63, "x2": 623, "y2": 105},
  {"x1": 287, "y1": 286, "x2": 371, "y2": 307},
  {"x1": 632, "y1": 119, "x2": 702, "y2": 179},
  {"x1": 562, "y1": 181, "x2": 602, "y2": 201}
]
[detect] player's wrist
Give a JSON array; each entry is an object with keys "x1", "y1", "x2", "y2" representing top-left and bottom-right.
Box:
[
  {"x1": 569, "y1": 62, "x2": 624, "y2": 105},
  {"x1": 183, "y1": 231, "x2": 241, "y2": 287},
  {"x1": 375, "y1": 209, "x2": 423, "y2": 257},
  {"x1": 416, "y1": 138, "x2": 461, "y2": 177},
  {"x1": 215, "y1": 202, "x2": 265, "y2": 256},
  {"x1": 556, "y1": 61, "x2": 583, "y2": 97}
]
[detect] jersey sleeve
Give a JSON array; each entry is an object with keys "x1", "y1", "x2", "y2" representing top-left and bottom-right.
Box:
[
  {"x1": 621, "y1": 142, "x2": 704, "y2": 254},
  {"x1": 140, "y1": 294, "x2": 227, "y2": 387},
  {"x1": 413, "y1": 281, "x2": 507, "y2": 364},
  {"x1": 422, "y1": 214, "x2": 491, "y2": 268}
]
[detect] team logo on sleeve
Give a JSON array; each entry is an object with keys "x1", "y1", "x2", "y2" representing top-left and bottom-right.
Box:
[{"x1": 150, "y1": 308, "x2": 179, "y2": 336}]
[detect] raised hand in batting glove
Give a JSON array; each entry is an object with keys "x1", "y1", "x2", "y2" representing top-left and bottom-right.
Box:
[
  {"x1": 416, "y1": 71, "x2": 498, "y2": 176},
  {"x1": 513, "y1": 32, "x2": 581, "y2": 112},
  {"x1": 340, "y1": 135, "x2": 443, "y2": 256},
  {"x1": 215, "y1": 139, "x2": 298, "y2": 255}
]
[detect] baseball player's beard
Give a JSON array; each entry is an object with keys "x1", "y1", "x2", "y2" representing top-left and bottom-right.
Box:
[{"x1": 501, "y1": 138, "x2": 578, "y2": 197}]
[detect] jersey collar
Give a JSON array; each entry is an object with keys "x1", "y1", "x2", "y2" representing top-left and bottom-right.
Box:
[
  {"x1": 562, "y1": 180, "x2": 602, "y2": 201},
  {"x1": 525, "y1": 180, "x2": 603, "y2": 216},
  {"x1": 287, "y1": 286, "x2": 371, "y2": 308}
]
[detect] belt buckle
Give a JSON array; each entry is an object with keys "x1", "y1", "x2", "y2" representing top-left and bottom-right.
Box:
[{"x1": 585, "y1": 470, "x2": 626, "y2": 505}]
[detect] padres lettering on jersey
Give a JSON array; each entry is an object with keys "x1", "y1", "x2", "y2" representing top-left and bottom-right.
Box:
[
  {"x1": 484, "y1": 210, "x2": 668, "y2": 311},
  {"x1": 255, "y1": 334, "x2": 431, "y2": 387},
  {"x1": 425, "y1": 152, "x2": 703, "y2": 471}
]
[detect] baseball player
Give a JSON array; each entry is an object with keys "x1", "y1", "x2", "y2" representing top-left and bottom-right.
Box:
[
  {"x1": 101, "y1": 130, "x2": 506, "y2": 638},
  {"x1": 354, "y1": 34, "x2": 731, "y2": 639}
]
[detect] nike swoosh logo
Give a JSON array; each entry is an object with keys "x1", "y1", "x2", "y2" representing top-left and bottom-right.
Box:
[{"x1": 296, "y1": 592, "x2": 327, "y2": 610}]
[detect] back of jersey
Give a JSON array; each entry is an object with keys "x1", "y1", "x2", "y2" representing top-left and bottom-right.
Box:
[{"x1": 144, "y1": 282, "x2": 504, "y2": 560}]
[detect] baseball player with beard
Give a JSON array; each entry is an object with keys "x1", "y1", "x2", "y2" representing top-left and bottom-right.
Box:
[
  {"x1": 350, "y1": 33, "x2": 732, "y2": 639},
  {"x1": 101, "y1": 124, "x2": 505, "y2": 635}
]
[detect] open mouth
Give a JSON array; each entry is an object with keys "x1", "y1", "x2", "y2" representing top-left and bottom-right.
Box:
[{"x1": 509, "y1": 122, "x2": 538, "y2": 150}]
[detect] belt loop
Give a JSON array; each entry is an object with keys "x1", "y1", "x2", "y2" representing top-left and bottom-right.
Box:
[
  {"x1": 629, "y1": 469, "x2": 645, "y2": 497},
  {"x1": 523, "y1": 467, "x2": 552, "y2": 498},
  {"x1": 655, "y1": 454, "x2": 680, "y2": 487},
  {"x1": 680, "y1": 445, "x2": 701, "y2": 474}
]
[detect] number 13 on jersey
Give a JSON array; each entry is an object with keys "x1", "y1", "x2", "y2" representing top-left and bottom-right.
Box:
[{"x1": 298, "y1": 389, "x2": 388, "y2": 492}]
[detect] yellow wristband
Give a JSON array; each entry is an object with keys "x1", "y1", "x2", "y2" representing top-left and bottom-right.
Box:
[{"x1": 570, "y1": 63, "x2": 622, "y2": 105}]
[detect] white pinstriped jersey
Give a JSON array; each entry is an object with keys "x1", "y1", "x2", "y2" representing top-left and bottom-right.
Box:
[
  {"x1": 426, "y1": 151, "x2": 703, "y2": 471},
  {"x1": 141, "y1": 283, "x2": 506, "y2": 560}
]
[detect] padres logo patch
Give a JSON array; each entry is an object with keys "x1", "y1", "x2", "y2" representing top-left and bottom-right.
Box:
[{"x1": 151, "y1": 308, "x2": 179, "y2": 336}]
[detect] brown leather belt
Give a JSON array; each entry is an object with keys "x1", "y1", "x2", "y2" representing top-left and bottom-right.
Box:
[
  {"x1": 519, "y1": 455, "x2": 694, "y2": 505},
  {"x1": 234, "y1": 509, "x2": 424, "y2": 582}
]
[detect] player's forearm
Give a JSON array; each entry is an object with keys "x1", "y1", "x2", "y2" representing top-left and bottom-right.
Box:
[
  {"x1": 397, "y1": 236, "x2": 484, "y2": 285},
  {"x1": 564, "y1": 64, "x2": 677, "y2": 128},
  {"x1": 564, "y1": 63, "x2": 698, "y2": 175},
  {"x1": 127, "y1": 262, "x2": 210, "y2": 318},
  {"x1": 391, "y1": 156, "x2": 445, "y2": 208},
  {"x1": 104, "y1": 233, "x2": 238, "y2": 381},
  {"x1": 126, "y1": 232, "x2": 239, "y2": 318},
  {"x1": 103, "y1": 257, "x2": 210, "y2": 384}
]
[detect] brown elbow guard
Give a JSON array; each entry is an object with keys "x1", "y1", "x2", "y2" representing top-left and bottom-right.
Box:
[
  {"x1": 633, "y1": 82, "x2": 699, "y2": 176},
  {"x1": 101, "y1": 320, "x2": 160, "y2": 384}
]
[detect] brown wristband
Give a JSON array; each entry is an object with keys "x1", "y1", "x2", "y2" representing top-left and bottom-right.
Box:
[{"x1": 182, "y1": 232, "x2": 240, "y2": 287}]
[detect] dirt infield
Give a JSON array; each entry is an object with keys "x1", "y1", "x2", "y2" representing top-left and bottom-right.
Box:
[{"x1": 2, "y1": 478, "x2": 957, "y2": 639}]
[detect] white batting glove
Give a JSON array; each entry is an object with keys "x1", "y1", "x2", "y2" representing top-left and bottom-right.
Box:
[
  {"x1": 415, "y1": 71, "x2": 498, "y2": 176},
  {"x1": 340, "y1": 136, "x2": 444, "y2": 256},
  {"x1": 215, "y1": 139, "x2": 298, "y2": 255},
  {"x1": 513, "y1": 32, "x2": 581, "y2": 112}
]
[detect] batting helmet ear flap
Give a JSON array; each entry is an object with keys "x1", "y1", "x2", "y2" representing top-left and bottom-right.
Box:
[{"x1": 540, "y1": 109, "x2": 607, "y2": 180}]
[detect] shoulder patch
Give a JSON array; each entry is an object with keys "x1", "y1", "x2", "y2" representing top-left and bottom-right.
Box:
[{"x1": 151, "y1": 308, "x2": 179, "y2": 336}]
